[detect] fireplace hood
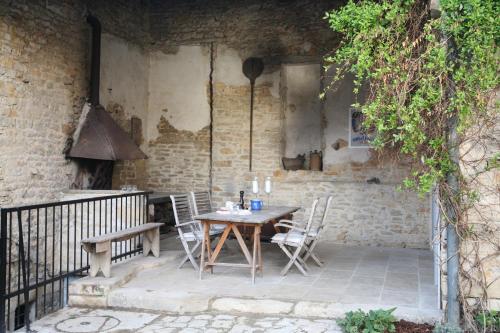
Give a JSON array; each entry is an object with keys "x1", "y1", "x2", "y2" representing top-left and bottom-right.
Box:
[{"x1": 68, "y1": 14, "x2": 147, "y2": 161}]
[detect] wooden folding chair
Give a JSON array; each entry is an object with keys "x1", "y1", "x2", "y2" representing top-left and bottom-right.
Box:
[
  {"x1": 302, "y1": 196, "x2": 333, "y2": 267},
  {"x1": 271, "y1": 199, "x2": 319, "y2": 276},
  {"x1": 190, "y1": 191, "x2": 226, "y2": 232},
  {"x1": 170, "y1": 194, "x2": 222, "y2": 270}
]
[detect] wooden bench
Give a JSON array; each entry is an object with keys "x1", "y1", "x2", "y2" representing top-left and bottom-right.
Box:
[{"x1": 81, "y1": 222, "x2": 163, "y2": 277}]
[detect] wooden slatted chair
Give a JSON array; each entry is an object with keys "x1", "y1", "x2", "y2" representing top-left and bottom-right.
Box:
[
  {"x1": 190, "y1": 191, "x2": 226, "y2": 232},
  {"x1": 302, "y1": 195, "x2": 333, "y2": 267},
  {"x1": 170, "y1": 194, "x2": 223, "y2": 270},
  {"x1": 271, "y1": 198, "x2": 319, "y2": 276}
]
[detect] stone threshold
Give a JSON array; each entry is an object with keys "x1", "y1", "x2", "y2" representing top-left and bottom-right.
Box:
[{"x1": 68, "y1": 252, "x2": 442, "y2": 324}]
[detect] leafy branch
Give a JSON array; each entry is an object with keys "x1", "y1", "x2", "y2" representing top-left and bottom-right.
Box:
[{"x1": 324, "y1": 0, "x2": 499, "y2": 331}]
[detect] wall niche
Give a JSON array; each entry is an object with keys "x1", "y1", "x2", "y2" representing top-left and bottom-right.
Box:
[{"x1": 281, "y1": 63, "x2": 323, "y2": 171}]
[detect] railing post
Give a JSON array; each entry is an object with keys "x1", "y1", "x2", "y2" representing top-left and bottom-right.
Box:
[
  {"x1": 145, "y1": 193, "x2": 150, "y2": 223},
  {"x1": 17, "y1": 211, "x2": 30, "y2": 332},
  {"x1": 0, "y1": 209, "x2": 7, "y2": 333}
]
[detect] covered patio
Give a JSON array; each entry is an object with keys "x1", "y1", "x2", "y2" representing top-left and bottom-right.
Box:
[
  {"x1": 1, "y1": 0, "x2": 448, "y2": 331},
  {"x1": 67, "y1": 233, "x2": 440, "y2": 322}
]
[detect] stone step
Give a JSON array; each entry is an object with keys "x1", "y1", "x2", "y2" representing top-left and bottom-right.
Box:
[{"x1": 68, "y1": 251, "x2": 180, "y2": 307}]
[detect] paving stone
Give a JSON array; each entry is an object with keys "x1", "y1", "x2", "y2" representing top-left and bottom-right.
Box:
[
  {"x1": 189, "y1": 319, "x2": 209, "y2": 327},
  {"x1": 179, "y1": 328, "x2": 203, "y2": 333},
  {"x1": 23, "y1": 307, "x2": 342, "y2": 333},
  {"x1": 215, "y1": 314, "x2": 236, "y2": 320},
  {"x1": 212, "y1": 319, "x2": 235, "y2": 329},
  {"x1": 195, "y1": 314, "x2": 213, "y2": 320}
]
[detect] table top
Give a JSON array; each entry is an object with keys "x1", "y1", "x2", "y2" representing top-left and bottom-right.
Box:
[{"x1": 195, "y1": 206, "x2": 300, "y2": 225}]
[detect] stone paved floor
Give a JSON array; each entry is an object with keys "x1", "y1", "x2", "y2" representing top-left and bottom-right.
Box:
[
  {"x1": 23, "y1": 307, "x2": 342, "y2": 333},
  {"x1": 138, "y1": 235, "x2": 439, "y2": 310}
]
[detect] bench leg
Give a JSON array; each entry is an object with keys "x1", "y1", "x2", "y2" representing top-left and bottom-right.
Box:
[
  {"x1": 143, "y1": 228, "x2": 160, "y2": 257},
  {"x1": 89, "y1": 249, "x2": 111, "y2": 278}
]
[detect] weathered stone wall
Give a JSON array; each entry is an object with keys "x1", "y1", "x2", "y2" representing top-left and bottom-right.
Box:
[
  {"x1": 99, "y1": 33, "x2": 150, "y2": 190},
  {"x1": 459, "y1": 108, "x2": 500, "y2": 309},
  {"x1": 0, "y1": 1, "x2": 86, "y2": 206},
  {"x1": 209, "y1": 53, "x2": 429, "y2": 248},
  {"x1": 0, "y1": 0, "x2": 431, "y2": 251},
  {"x1": 0, "y1": 1, "x2": 149, "y2": 328},
  {"x1": 146, "y1": 0, "x2": 431, "y2": 248},
  {"x1": 0, "y1": 0, "x2": 150, "y2": 205},
  {"x1": 149, "y1": 0, "x2": 341, "y2": 61},
  {"x1": 145, "y1": 45, "x2": 212, "y2": 192},
  {"x1": 143, "y1": 0, "x2": 342, "y2": 195}
]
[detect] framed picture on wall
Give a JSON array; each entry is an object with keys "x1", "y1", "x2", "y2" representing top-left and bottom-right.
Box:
[{"x1": 348, "y1": 107, "x2": 374, "y2": 148}]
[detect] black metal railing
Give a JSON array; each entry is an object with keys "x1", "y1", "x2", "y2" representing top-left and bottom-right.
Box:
[{"x1": 0, "y1": 191, "x2": 150, "y2": 333}]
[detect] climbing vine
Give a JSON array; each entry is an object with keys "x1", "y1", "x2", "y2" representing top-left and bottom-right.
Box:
[{"x1": 323, "y1": 0, "x2": 499, "y2": 331}]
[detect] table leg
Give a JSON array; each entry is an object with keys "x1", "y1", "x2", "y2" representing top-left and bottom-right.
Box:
[
  {"x1": 199, "y1": 222, "x2": 207, "y2": 280},
  {"x1": 257, "y1": 225, "x2": 263, "y2": 276},
  {"x1": 232, "y1": 225, "x2": 253, "y2": 265},
  {"x1": 252, "y1": 226, "x2": 258, "y2": 284},
  {"x1": 209, "y1": 224, "x2": 231, "y2": 265},
  {"x1": 205, "y1": 222, "x2": 213, "y2": 274}
]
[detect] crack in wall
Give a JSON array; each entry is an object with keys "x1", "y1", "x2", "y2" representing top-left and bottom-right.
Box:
[{"x1": 209, "y1": 42, "x2": 215, "y2": 194}]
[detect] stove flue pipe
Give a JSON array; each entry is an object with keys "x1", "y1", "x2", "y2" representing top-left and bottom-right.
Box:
[{"x1": 87, "y1": 14, "x2": 101, "y2": 106}]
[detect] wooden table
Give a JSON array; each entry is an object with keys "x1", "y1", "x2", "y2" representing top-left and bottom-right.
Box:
[{"x1": 196, "y1": 206, "x2": 299, "y2": 284}]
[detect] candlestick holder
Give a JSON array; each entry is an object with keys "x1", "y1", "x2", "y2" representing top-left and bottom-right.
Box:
[
  {"x1": 264, "y1": 176, "x2": 272, "y2": 208},
  {"x1": 252, "y1": 176, "x2": 259, "y2": 200}
]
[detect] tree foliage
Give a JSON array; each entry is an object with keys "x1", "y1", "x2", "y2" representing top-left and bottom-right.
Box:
[
  {"x1": 324, "y1": 1, "x2": 499, "y2": 330},
  {"x1": 323, "y1": 0, "x2": 499, "y2": 194}
]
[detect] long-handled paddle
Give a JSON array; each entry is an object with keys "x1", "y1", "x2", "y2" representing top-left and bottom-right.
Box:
[{"x1": 242, "y1": 57, "x2": 264, "y2": 171}]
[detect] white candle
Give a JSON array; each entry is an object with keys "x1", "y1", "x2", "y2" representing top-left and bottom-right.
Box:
[
  {"x1": 252, "y1": 177, "x2": 259, "y2": 194},
  {"x1": 265, "y1": 177, "x2": 272, "y2": 194}
]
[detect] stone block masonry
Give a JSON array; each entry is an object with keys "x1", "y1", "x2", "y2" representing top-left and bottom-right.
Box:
[
  {"x1": 145, "y1": 0, "x2": 431, "y2": 249},
  {"x1": 0, "y1": 0, "x2": 150, "y2": 206},
  {"x1": 0, "y1": 1, "x2": 87, "y2": 206},
  {"x1": 0, "y1": 1, "x2": 150, "y2": 329}
]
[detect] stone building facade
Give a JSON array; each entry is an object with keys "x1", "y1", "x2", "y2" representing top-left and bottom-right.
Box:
[{"x1": 2, "y1": 0, "x2": 498, "y2": 321}]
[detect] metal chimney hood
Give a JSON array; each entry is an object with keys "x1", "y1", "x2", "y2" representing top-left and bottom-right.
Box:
[{"x1": 68, "y1": 14, "x2": 147, "y2": 161}]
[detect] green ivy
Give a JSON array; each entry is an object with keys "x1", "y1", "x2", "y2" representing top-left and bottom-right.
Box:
[{"x1": 324, "y1": 0, "x2": 499, "y2": 195}]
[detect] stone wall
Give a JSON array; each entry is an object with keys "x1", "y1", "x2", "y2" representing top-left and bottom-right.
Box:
[
  {"x1": 0, "y1": 1, "x2": 150, "y2": 328},
  {"x1": 0, "y1": 0, "x2": 431, "y2": 250},
  {"x1": 146, "y1": 0, "x2": 431, "y2": 248},
  {"x1": 0, "y1": 0, "x2": 150, "y2": 205},
  {"x1": 209, "y1": 52, "x2": 429, "y2": 248},
  {"x1": 145, "y1": 46, "x2": 212, "y2": 192},
  {"x1": 0, "y1": 0, "x2": 86, "y2": 206},
  {"x1": 142, "y1": 0, "x2": 342, "y2": 195},
  {"x1": 459, "y1": 108, "x2": 500, "y2": 309},
  {"x1": 100, "y1": 32, "x2": 150, "y2": 190}
]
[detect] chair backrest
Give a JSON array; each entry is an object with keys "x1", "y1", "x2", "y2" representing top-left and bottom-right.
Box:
[
  {"x1": 303, "y1": 198, "x2": 320, "y2": 236},
  {"x1": 170, "y1": 194, "x2": 201, "y2": 234},
  {"x1": 316, "y1": 196, "x2": 333, "y2": 236},
  {"x1": 191, "y1": 191, "x2": 213, "y2": 216}
]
